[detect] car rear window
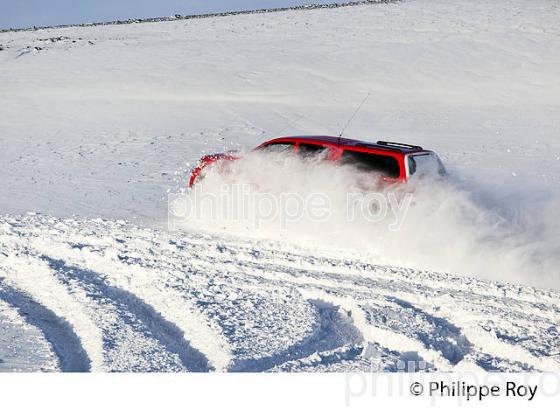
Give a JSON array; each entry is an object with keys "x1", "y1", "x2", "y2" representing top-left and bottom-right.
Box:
[
  {"x1": 407, "y1": 153, "x2": 446, "y2": 178},
  {"x1": 297, "y1": 143, "x2": 328, "y2": 158},
  {"x1": 340, "y1": 150, "x2": 400, "y2": 178}
]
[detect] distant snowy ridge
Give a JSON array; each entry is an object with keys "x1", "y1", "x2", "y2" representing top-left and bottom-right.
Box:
[{"x1": 0, "y1": 0, "x2": 397, "y2": 33}]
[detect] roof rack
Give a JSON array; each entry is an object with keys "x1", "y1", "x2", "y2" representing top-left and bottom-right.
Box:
[{"x1": 376, "y1": 141, "x2": 423, "y2": 150}]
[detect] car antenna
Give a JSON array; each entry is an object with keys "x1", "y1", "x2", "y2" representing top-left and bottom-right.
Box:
[{"x1": 338, "y1": 92, "x2": 371, "y2": 143}]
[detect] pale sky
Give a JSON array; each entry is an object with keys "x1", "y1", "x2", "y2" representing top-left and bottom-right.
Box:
[{"x1": 0, "y1": 0, "x2": 341, "y2": 30}]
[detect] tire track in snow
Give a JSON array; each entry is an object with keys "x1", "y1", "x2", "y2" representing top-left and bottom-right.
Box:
[
  {"x1": 383, "y1": 297, "x2": 472, "y2": 365},
  {"x1": 4, "y1": 215, "x2": 560, "y2": 372},
  {"x1": 102, "y1": 229, "x2": 560, "y2": 371},
  {"x1": 210, "y1": 253, "x2": 549, "y2": 371},
  {"x1": 0, "y1": 251, "x2": 105, "y2": 371},
  {"x1": 215, "y1": 250, "x2": 452, "y2": 370},
  {"x1": 42, "y1": 256, "x2": 210, "y2": 372},
  {"x1": 296, "y1": 289, "x2": 453, "y2": 371},
  {"x1": 431, "y1": 302, "x2": 560, "y2": 372},
  {"x1": 226, "y1": 242, "x2": 560, "y2": 316},
  {"x1": 222, "y1": 244, "x2": 560, "y2": 321},
  {"x1": 27, "y1": 227, "x2": 358, "y2": 372},
  {"x1": 28, "y1": 237, "x2": 232, "y2": 371},
  {"x1": 210, "y1": 247, "x2": 560, "y2": 371},
  {"x1": 0, "y1": 298, "x2": 59, "y2": 372},
  {"x1": 0, "y1": 281, "x2": 90, "y2": 372},
  {"x1": 193, "y1": 254, "x2": 437, "y2": 363},
  {"x1": 289, "y1": 274, "x2": 551, "y2": 371},
  {"x1": 230, "y1": 299, "x2": 363, "y2": 372}
]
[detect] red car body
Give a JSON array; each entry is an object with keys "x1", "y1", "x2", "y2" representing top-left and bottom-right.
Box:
[{"x1": 189, "y1": 136, "x2": 445, "y2": 188}]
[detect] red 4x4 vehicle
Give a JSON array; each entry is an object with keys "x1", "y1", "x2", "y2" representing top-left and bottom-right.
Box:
[{"x1": 189, "y1": 136, "x2": 446, "y2": 188}]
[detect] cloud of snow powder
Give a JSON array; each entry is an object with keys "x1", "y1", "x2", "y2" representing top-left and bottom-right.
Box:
[{"x1": 178, "y1": 150, "x2": 560, "y2": 289}]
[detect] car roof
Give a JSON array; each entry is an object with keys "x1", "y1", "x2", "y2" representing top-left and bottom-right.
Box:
[{"x1": 265, "y1": 135, "x2": 425, "y2": 154}]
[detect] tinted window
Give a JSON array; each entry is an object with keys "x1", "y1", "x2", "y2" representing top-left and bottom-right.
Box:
[
  {"x1": 297, "y1": 143, "x2": 327, "y2": 158},
  {"x1": 259, "y1": 142, "x2": 295, "y2": 153},
  {"x1": 340, "y1": 150, "x2": 400, "y2": 178}
]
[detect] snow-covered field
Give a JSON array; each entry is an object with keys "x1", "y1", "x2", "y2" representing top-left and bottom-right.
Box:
[{"x1": 1, "y1": 0, "x2": 560, "y2": 372}]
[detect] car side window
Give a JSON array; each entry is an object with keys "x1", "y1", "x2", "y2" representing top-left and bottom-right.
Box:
[
  {"x1": 297, "y1": 143, "x2": 328, "y2": 158},
  {"x1": 259, "y1": 142, "x2": 295, "y2": 153},
  {"x1": 340, "y1": 150, "x2": 400, "y2": 178}
]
